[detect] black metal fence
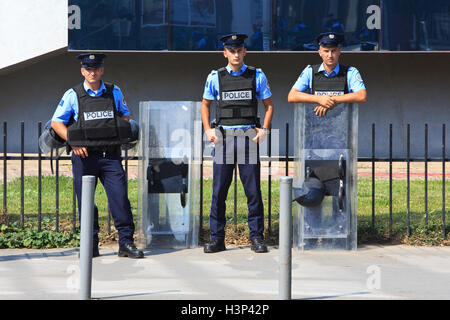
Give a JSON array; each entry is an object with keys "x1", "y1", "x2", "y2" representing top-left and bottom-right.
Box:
[{"x1": 1, "y1": 121, "x2": 449, "y2": 239}]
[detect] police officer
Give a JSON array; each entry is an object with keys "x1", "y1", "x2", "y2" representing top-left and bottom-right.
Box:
[
  {"x1": 51, "y1": 53, "x2": 143, "y2": 258},
  {"x1": 287, "y1": 32, "x2": 367, "y2": 113},
  {"x1": 287, "y1": 32, "x2": 367, "y2": 232},
  {"x1": 201, "y1": 34, "x2": 274, "y2": 253}
]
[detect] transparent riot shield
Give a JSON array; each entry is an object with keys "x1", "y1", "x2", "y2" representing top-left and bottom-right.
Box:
[
  {"x1": 293, "y1": 103, "x2": 358, "y2": 250},
  {"x1": 137, "y1": 101, "x2": 202, "y2": 249}
]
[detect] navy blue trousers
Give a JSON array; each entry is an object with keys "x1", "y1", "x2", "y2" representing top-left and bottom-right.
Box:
[
  {"x1": 72, "y1": 151, "x2": 135, "y2": 246},
  {"x1": 209, "y1": 131, "x2": 264, "y2": 241}
]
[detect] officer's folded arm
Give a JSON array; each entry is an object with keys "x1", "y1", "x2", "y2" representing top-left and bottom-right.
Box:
[
  {"x1": 332, "y1": 89, "x2": 367, "y2": 104},
  {"x1": 287, "y1": 88, "x2": 336, "y2": 109},
  {"x1": 51, "y1": 121, "x2": 68, "y2": 141},
  {"x1": 51, "y1": 121, "x2": 88, "y2": 158},
  {"x1": 288, "y1": 88, "x2": 367, "y2": 106}
]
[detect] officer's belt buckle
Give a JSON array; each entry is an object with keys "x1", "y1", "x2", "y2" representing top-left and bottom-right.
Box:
[{"x1": 230, "y1": 128, "x2": 256, "y2": 137}]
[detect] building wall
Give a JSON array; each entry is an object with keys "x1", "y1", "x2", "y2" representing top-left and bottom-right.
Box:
[
  {"x1": 1, "y1": 51, "x2": 449, "y2": 158},
  {"x1": 0, "y1": 0, "x2": 67, "y2": 70}
]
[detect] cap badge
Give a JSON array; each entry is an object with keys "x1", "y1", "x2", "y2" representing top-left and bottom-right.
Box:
[
  {"x1": 232, "y1": 35, "x2": 237, "y2": 40},
  {"x1": 329, "y1": 34, "x2": 335, "y2": 39},
  {"x1": 89, "y1": 55, "x2": 95, "y2": 60}
]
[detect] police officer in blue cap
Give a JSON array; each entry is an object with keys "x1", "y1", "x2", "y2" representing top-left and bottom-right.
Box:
[
  {"x1": 50, "y1": 53, "x2": 143, "y2": 258},
  {"x1": 201, "y1": 33, "x2": 274, "y2": 253},
  {"x1": 288, "y1": 32, "x2": 367, "y2": 113},
  {"x1": 288, "y1": 33, "x2": 367, "y2": 232}
]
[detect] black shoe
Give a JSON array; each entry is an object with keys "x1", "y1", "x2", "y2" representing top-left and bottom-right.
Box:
[
  {"x1": 204, "y1": 239, "x2": 226, "y2": 253},
  {"x1": 251, "y1": 238, "x2": 268, "y2": 253},
  {"x1": 118, "y1": 243, "x2": 144, "y2": 259},
  {"x1": 77, "y1": 245, "x2": 100, "y2": 258}
]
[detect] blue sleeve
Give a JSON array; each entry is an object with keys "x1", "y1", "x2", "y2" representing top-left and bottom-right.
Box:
[
  {"x1": 256, "y1": 69, "x2": 272, "y2": 100},
  {"x1": 51, "y1": 89, "x2": 77, "y2": 124},
  {"x1": 347, "y1": 67, "x2": 366, "y2": 93},
  {"x1": 113, "y1": 85, "x2": 130, "y2": 117},
  {"x1": 202, "y1": 71, "x2": 218, "y2": 101},
  {"x1": 292, "y1": 66, "x2": 312, "y2": 93}
]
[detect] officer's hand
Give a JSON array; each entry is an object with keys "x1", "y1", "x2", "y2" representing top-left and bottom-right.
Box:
[
  {"x1": 72, "y1": 146, "x2": 88, "y2": 158},
  {"x1": 317, "y1": 95, "x2": 337, "y2": 109},
  {"x1": 252, "y1": 128, "x2": 267, "y2": 144},
  {"x1": 314, "y1": 105, "x2": 328, "y2": 117},
  {"x1": 206, "y1": 128, "x2": 217, "y2": 144}
]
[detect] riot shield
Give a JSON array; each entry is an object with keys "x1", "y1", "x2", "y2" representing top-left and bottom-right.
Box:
[
  {"x1": 293, "y1": 103, "x2": 358, "y2": 250},
  {"x1": 137, "y1": 101, "x2": 202, "y2": 249}
]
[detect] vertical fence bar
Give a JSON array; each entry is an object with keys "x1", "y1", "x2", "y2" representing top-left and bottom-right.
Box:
[
  {"x1": 371, "y1": 123, "x2": 375, "y2": 234},
  {"x1": 200, "y1": 127, "x2": 204, "y2": 236},
  {"x1": 234, "y1": 163, "x2": 237, "y2": 232},
  {"x1": 125, "y1": 149, "x2": 129, "y2": 194},
  {"x1": 389, "y1": 123, "x2": 392, "y2": 240},
  {"x1": 425, "y1": 123, "x2": 428, "y2": 234},
  {"x1": 38, "y1": 122, "x2": 42, "y2": 232},
  {"x1": 55, "y1": 156, "x2": 59, "y2": 232},
  {"x1": 285, "y1": 123, "x2": 289, "y2": 176},
  {"x1": 107, "y1": 205, "x2": 111, "y2": 234},
  {"x1": 443, "y1": 124, "x2": 446, "y2": 239},
  {"x1": 3, "y1": 122, "x2": 7, "y2": 218},
  {"x1": 268, "y1": 131, "x2": 272, "y2": 236},
  {"x1": 20, "y1": 122, "x2": 24, "y2": 229},
  {"x1": 73, "y1": 178, "x2": 77, "y2": 232},
  {"x1": 407, "y1": 124, "x2": 411, "y2": 237}
]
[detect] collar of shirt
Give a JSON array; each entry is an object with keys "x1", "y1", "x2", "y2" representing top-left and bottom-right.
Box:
[
  {"x1": 225, "y1": 64, "x2": 247, "y2": 76},
  {"x1": 318, "y1": 63, "x2": 340, "y2": 77},
  {"x1": 83, "y1": 81, "x2": 106, "y2": 97}
]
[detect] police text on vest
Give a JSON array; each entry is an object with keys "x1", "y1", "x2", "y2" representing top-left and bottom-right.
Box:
[
  {"x1": 315, "y1": 91, "x2": 345, "y2": 96},
  {"x1": 222, "y1": 90, "x2": 252, "y2": 101},
  {"x1": 84, "y1": 110, "x2": 114, "y2": 121}
]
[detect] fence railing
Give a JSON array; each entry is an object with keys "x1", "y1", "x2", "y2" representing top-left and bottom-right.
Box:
[{"x1": 1, "y1": 121, "x2": 449, "y2": 240}]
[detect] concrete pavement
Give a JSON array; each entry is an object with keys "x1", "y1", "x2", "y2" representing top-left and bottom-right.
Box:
[{"x1": 0, "y1": 244, "x2": 449, "y2": 300}]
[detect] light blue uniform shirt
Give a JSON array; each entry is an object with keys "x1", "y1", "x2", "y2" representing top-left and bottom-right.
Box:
[
  {"x1": 52, "y1": 81, "x2": 130, "y2": 124},
  {"x1": 292, "y1": 63, "x2": 366, "y2": 94},
  {"x1": 203, "y1": 64, "x2": 272, "y2": 129}
]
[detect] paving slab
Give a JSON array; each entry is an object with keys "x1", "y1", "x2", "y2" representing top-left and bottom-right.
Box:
[{"x1": 0, "y1": 244, "x2": 449, "y2": 300}]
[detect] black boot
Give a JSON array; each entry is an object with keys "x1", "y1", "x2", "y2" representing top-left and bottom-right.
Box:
[
  {"x1": 118, "y1": 243, "x2": 144, "y2": 259},
  {"x1": 204, "y1": 239, "x2": 226, "y2": 253},
  {"x1": 250, "y1": 238, "x2": 268, "y2": 253}
]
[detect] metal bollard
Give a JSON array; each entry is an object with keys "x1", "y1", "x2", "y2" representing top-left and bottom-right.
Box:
[
  {"x1": 279, "y1": 176, "x2": 293, "y2": 300},
  {"x1": 79, "y1": 175, "x2": 96, "y2": 300}
]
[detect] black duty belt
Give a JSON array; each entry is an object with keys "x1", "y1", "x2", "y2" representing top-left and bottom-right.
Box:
[
  {"x1": 213, "y1": 124, "x2": 258, "y2": 137},
  {"x1": 87, "y1": 145, "x2": 121, "y2": 154}
]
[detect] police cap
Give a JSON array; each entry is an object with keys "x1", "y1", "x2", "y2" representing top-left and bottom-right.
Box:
[
  {"x1": 77, "y1": 53, "x2": 107, "y2": 68},
  {"x1": 220, "y1": 33, "x2": 248, "y2": 48},
  {"x1": 316, "y1": 32, "x2": 344, "y2": 47}
]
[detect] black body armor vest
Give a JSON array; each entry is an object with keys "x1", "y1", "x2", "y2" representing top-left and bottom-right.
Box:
[
  {"x1": 311, "y1": 64, "x2": 349, "y2": 96},
  {"x1": 67, "y1": 82, "x2": 132, "y2": 147},
  {"x1": 216, "y1": 66, "x2": 259, "y2": 126}
]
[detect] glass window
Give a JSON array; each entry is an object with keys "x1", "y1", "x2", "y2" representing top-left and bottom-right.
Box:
[
  {"x1": 272, "y1": 0, "x2": 380, "y2": 51},
  {"x1": 140, "y1": 0, "x2": 168, "y2": 50},
  {"x1": 169, "y1": 0, "x2": 272, "y2": 51},
  {"x1": 68, "y1": 0, "x2": 450, "y2": 52},
  {"x1": 382, "y1": 0, "x2": 450, "y2": 51}
]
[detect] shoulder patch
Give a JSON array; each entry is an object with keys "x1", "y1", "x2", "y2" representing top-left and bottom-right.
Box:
[{"x1": 356, "y1": 73, "x2": 363, "y2": 82}]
